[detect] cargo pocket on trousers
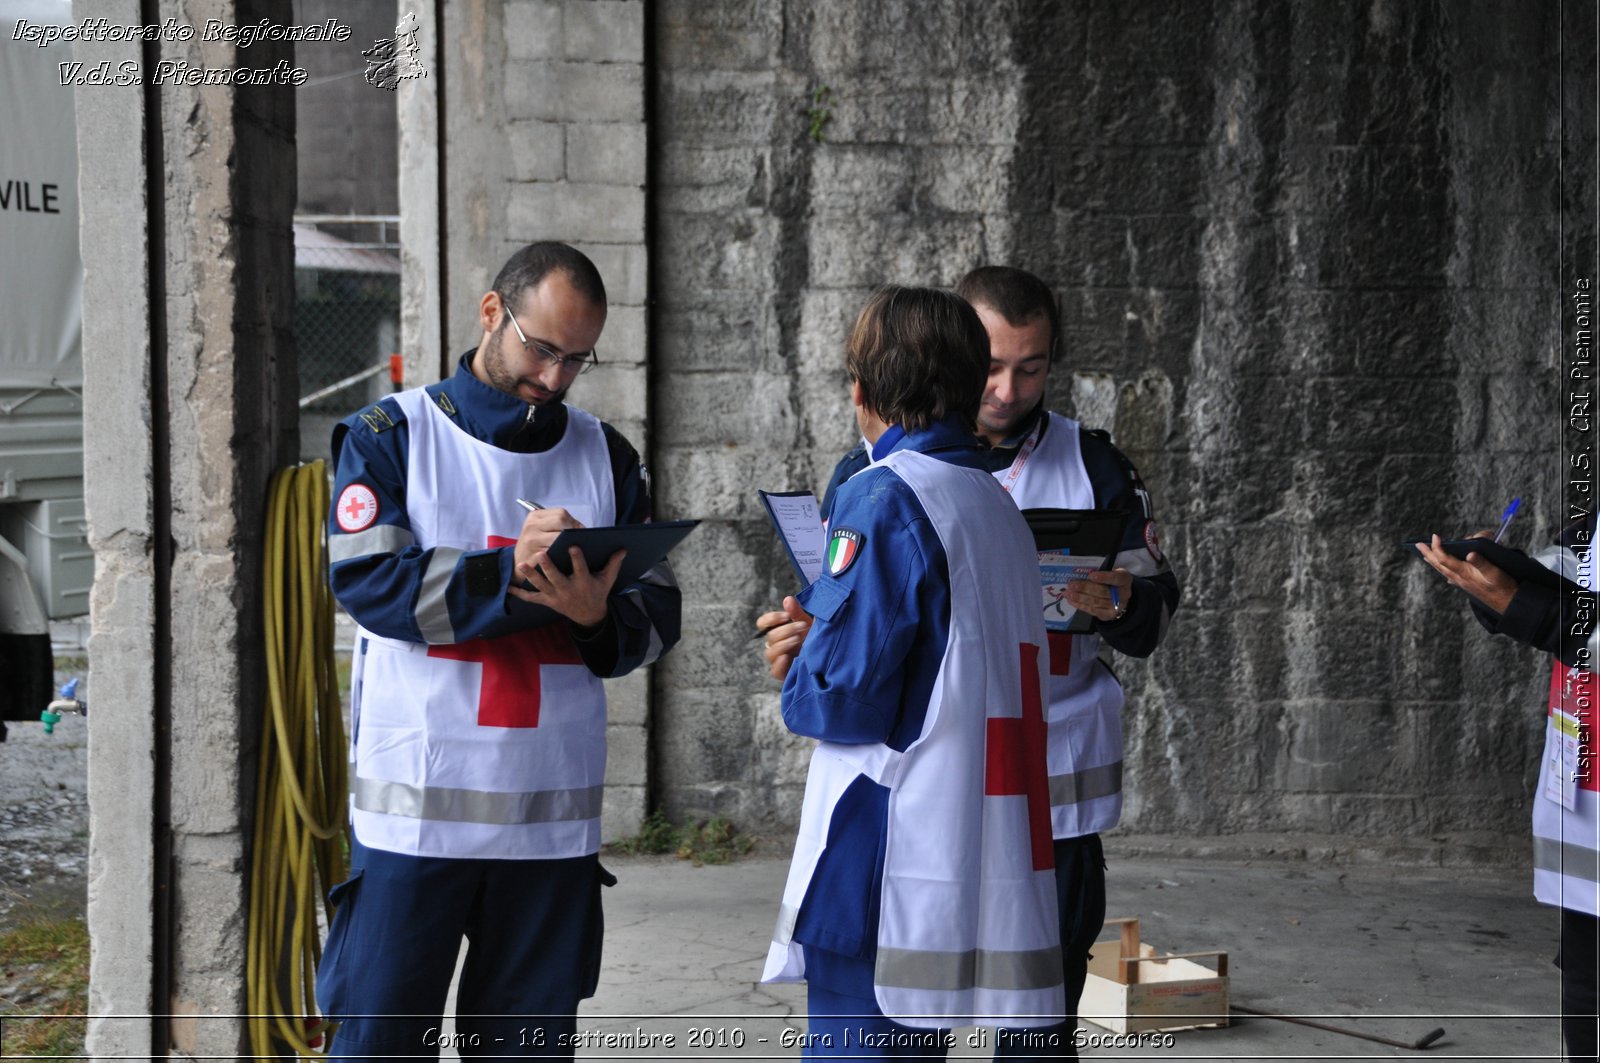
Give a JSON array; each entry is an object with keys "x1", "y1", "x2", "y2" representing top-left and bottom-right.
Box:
[
  {"x1": 578, "y1": 861, "x2": 617, "y2": 1001},
  {"x1": 314, "y1": 867, "x2": 365, "y2": 1018}
]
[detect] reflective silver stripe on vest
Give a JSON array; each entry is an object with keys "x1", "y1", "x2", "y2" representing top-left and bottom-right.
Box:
[
  {"x1": 415, "y1": 547, "x2": 462, "y2": 644},
  {"x1": 1049, "y1": 761, "x2": 1123, "y2": 806},
  {"x1": 875, "y1": 944, "x2": 1063, "y2": 992},
  {"x1": 1534, "y1": 835, "x2": 1600, "y2": 884},
  {"x1": 353, "y1": 775, "x2": 604, "y2": 825},
  {"x1": 328, "y1": 523, "x2": 416, "y2": 564}
]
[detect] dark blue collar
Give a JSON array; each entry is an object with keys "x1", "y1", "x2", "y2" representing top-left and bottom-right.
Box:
[
  {"x1": 870, "y1": 415, "x2": 984, "y2": 463},
  {"x1": 429, "y1": 352, "x2": 571, "y2": 453}
]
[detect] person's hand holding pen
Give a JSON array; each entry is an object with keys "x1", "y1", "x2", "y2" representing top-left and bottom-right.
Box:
[
  {"x1": 755, "y1": 597, "x2": 812, "y2": 681},
  {"x1": 1064, "y1": 568, "x2": 1134, "y2": 624},
  {"x1": 508, "y1": 497, "x2": 625, "y2": 628},
  {"x1": 1416, "y1": 497, "x2": 1523, "y2": 616},
  {"x1": 1416, "y1": 528, "x2": 1520, "y2": 615}
]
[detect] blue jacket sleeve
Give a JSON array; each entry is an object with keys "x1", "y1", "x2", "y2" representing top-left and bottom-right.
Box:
[
  {"x1": 326, "y1": 403, "x2": 531, "y2": 644},
  {"x1": 781, "y1": 469, "x2": 948, "y2": 747},
  {"x1": 1080, "y1": 429, "x2": 1182, "y2": 657},
  {"x1": 563, "y1": 424, "x2": 684, "y2": 678}
]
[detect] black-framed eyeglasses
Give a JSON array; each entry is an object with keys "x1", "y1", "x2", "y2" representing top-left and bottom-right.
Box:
[{"x1": 499, "y1": 295, "x2": 600, "y2": 374}]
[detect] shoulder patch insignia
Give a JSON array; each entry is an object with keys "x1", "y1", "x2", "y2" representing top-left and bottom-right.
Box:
[
  {"x1": 433, "y1": 391, "x2": 458, "y2": 417},
  {"x1": 827, "y1": 527, "x2": 864, "y2": 576},
  {"x1": 359, "y1": 404, "x2": 397, "y2": 434},
  {"x1": 336, "y1": 483, "x2": 380, "y2": 532},
  {"x1": 1143, "y1": 519, "x2": 1163, "y2": 564}
]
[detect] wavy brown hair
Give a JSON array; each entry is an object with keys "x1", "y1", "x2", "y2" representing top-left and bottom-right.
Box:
[{"x1": 845, "y1": 286, "x2": 989, "y2": 434}]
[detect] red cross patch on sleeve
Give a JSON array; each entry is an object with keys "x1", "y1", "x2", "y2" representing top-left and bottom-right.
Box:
[{"x1": 336, "y1": 483, "x2": 380, "y2": 532}]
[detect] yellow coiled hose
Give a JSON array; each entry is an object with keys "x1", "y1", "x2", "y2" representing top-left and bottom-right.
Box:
[{"x1": 247, "y1": 461, "x2": 349, "y2": 1058}]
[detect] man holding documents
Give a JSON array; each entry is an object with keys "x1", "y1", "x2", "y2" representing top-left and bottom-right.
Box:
[
  {"x1": 762, "y1": 286, "x2": 1065, "y2": 1053},
  {"x1": 765, "y1": 266, "x2": 1181, "y2": 1055},
  {"x1": 1418, "y1": 517, "x2": 1598, "y2": 1063},
  {"x1": 317, "y1": 242, "x2": 681, "y2": 1058}
]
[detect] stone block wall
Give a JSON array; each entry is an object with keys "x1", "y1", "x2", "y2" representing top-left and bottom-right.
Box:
[
  {"x1": 651, "y1": 0, "x2": 1032, "y2": 826},
  {"x1": 649, "y1": 0, "x2": 1575, "y2": 852}
]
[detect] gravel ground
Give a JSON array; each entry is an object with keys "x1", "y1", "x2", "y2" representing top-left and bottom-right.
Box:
[{"x1": 1, "y1": 667, "x2": 89, "y2": 928}]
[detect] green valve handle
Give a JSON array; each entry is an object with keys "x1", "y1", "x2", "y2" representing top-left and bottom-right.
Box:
[{"x1": 42, "y1": 677, "x2": 84, "y2": 735}]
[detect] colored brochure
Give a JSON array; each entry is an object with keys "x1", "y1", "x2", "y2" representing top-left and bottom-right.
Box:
[
  {"x1": 1039, "y1": 550, "x2": 1109, "y2": 632},
  {"x1": 1025, "y1": 509, "x2": 1129, "y2": 635}
]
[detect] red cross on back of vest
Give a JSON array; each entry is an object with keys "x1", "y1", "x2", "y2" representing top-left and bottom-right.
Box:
[
  {"x1": 426, "y1": 535, "x2": 584, "y2": 728},
  {"x1": 986, "y1": 641, "x2": 1055, "y2": 871}
]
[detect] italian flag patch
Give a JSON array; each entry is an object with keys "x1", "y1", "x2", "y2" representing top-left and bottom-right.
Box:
[{"x1": 827, "y1": 527, "x2": 864, "y2": 576}]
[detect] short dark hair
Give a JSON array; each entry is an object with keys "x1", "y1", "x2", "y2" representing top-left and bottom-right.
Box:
[
  {"x1": 955, "y1": 266, "x2": 1058, "y2": 358},
  {"x1": 845, "y1": 286, "x2": 989, "y2": 434},
  {"x1": 492, "y1": 242, "x2": 607, "y2": 310}
]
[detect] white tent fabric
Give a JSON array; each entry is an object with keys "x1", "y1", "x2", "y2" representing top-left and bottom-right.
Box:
[{"x1": 1, "y1": 0, "x2": 83, "y2": 389}]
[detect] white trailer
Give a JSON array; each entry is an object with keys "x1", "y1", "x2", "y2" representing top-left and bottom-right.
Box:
[{"x1": 0, "y1": 0, "x2": 89, "y2": 736}]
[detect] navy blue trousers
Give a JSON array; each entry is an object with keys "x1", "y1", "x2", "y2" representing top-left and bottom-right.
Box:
[
  {"x1": 994, "y1": 834, "x2": 1107, "y2": 1060},
  {"x1": 316, "y1": 838, "x2": 607, "y2": 1060},
  {"x1": 799, "y1": 947, "x2": 954, "y2": 1061},
  {"x1": 1560, "y1": 908, "x2": 1599, "y2": 1063}
]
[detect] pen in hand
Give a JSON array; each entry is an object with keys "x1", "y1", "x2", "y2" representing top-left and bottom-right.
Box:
[
  {"x1": 517, "y1": 498, "x2": 545, "y2": 513},
  {"x1": 1492, "y1": 497, "x2": 1520, "y2": 544}
]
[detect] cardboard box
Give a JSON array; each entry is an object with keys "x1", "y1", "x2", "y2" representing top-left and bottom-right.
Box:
[{"x1": 1080, "y1": 917, "x2": 1230, "y2": 1035}]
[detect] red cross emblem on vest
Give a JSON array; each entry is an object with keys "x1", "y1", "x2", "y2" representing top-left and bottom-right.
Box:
[
  {"x1": 986, "y1": 641, "x2": 1055, "y2": 871},
  {"x1": 426, "y1": 535, "x2": 584, "y2": 728}
]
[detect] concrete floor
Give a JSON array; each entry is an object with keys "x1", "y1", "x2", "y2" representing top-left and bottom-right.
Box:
[{"x1": 430, "y1": 848, "x2": 1573, "y2": 1061}]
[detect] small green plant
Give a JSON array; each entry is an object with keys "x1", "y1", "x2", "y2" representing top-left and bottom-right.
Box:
[
  {"x1": 806, "y1": 85, "x2": 833, "y2": 143},
  {"x1": 608, "y1": 812, "x2": 756, "y2": 866},
  {"x1": 0, "y1": 912, "x2": 89, "y2": 1058}
]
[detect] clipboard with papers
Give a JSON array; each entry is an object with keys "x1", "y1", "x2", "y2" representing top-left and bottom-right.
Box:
[
  {"x1": 1024, "y1": 508, "x2": 1130, "y2": 634},
  {"x1": 544, "y1": 520, "x2": 700, "y2": 586}
]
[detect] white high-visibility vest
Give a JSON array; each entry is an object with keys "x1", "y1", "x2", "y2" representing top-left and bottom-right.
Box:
[
  {"x1": 764, "y1": 449, "x2": 1065, "y2": 1029},
  {"x1": 997, "y1": 412, "x2": 1127, "y2": 839},
  {"x1": 348, "y1": 388, "x2": 615, "y2": 860},
  {"x1": 1531, "y1": 531, "x2": 1599, "y2": 916}
]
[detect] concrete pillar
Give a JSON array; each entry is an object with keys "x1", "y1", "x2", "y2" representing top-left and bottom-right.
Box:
[
  {"x1": 401, "y1": 0, "x2": 651, "y2": 839},
  {"x1": 76, "y1": 0, "x2": 297, "y2": 1055}
]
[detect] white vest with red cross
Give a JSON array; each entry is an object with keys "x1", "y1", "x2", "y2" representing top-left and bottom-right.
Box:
[
  {"x1": 348, "y1": 387, "x2": 615, "y2": 860},
  {"x1": 1532, "y1": 534, "x2": 1599, "y2": 916},
  {"x1": 764, "y1": 449, "x2": 1065, "y2": 1029},
  {"x1": 996, "y1": 412, "x2": 1126, "y2": 839}
]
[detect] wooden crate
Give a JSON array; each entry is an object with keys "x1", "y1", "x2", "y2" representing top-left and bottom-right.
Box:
[{"x1": 1079, "y1": 917, "x2": 1230, "y2": 1035}]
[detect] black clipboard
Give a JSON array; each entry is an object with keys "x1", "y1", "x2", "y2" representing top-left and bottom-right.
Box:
[
  {"x1": 545, "y1": 520, "x2": 700, "y2": 585},
  {"x1": 1401, "y1": 536, "x2": 1563, "y2": 589},
  {"x1": 1025, "y1": 508, "x2": 1130, "y2": 634}
]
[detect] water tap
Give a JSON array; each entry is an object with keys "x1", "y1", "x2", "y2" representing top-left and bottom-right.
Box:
[{"x1": 42, "y1": 677, "x2": 87, "y2": 735}]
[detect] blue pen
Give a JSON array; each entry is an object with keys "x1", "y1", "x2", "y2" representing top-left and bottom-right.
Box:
[
  {"x1": 1492, "y1": 497, "x2": 1521, "y2": 544},
  {"x1": 1109, "y1": 586, "x2": 1121, "y2": 611}
]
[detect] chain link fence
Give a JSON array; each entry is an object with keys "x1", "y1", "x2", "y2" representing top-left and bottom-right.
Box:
[{"x1": 294, "y1": 215, "x2": 401, "y2": 461}]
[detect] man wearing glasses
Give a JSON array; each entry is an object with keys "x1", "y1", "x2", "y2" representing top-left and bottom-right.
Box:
[{"x1": 317, "y1": 242, "x2": 682, "y2": 1059}]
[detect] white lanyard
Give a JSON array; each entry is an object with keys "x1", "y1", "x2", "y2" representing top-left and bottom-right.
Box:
[{"x1": 997, "y1": 417, "x2": 1045, "y2": 496}]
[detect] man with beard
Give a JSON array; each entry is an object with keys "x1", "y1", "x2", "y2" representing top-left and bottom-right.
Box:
[
  {"x1": 764, "y1": 267, "x2": 1181, "y2": 1056},
  {"x1": 317, "y1": 242, "x2": 681, "y2": 1059}
]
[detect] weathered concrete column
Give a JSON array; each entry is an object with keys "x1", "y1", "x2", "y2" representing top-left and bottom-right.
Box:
[
  {"x1": 76, "y1": 0, "x2": 297, "y2": 1055},
  {"x1": 400, "y1": 0, "x2": 651, "y2": 838}
]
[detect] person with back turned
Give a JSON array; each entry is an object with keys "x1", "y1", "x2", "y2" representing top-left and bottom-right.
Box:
[
  {"x1": 760, "y1": 286, "x2": 1065, "y2": 1057},
  {"x1": 764, "y1": 267, "x2": 1182, "y2": 1056}
]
